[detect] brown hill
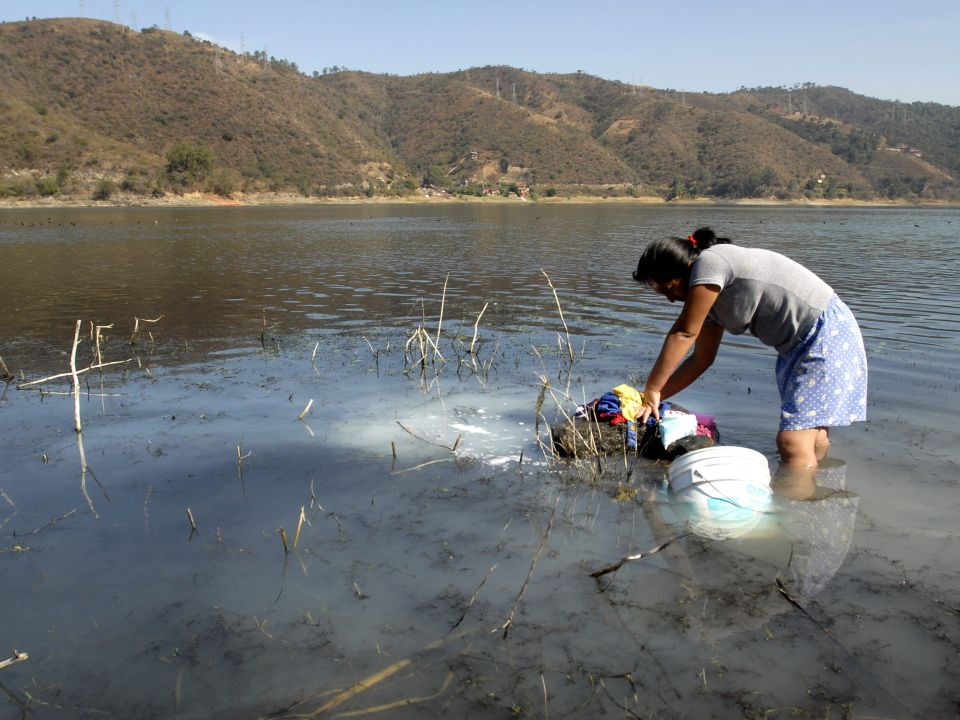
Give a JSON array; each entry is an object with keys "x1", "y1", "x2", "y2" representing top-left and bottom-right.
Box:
[
  {"x1": 0, "y1": 18, "x2": 403, "y2": 196},
  {"x1": 1, "y1": 18, "x2": 957, "y2": 202}
]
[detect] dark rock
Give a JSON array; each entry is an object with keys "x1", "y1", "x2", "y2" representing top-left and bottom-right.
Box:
[{"x1": 550, "y1": 404, "x2": 716, "y2": 461}]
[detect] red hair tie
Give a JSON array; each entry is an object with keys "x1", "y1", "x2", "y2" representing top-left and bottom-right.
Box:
[{"x1": 687, "y1": 234, "x2": 697, "y2": 248}]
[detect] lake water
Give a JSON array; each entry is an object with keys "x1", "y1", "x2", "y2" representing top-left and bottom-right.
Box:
[{"x1": 1, "y1": 203, "x2": 958, "y2": 718}]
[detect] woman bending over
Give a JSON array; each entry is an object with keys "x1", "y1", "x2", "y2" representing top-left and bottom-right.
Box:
[{"x1": 633, "y1": 227, "x2": 867, "y2": 498}]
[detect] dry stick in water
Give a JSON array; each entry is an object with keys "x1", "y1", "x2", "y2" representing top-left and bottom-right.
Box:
[
  {"x1": 186, "y1": 508, "x2": 198, "y2": 532},
  {"x1": 318, "y1": 672, "x2": 455, "y2": 718},
  {"x1": 449, "y1": 563, "x2": 498, "y2": 633},
  {"x1": 69, "y1": 320, "x2": 83, "y2": 433},
  {"x1": 237, "y1": 442, "x2": 252, "y2": 485},
  {"x1": 541, "y1": 672, "x2": 549, "y2": 720},
  {"x1": 93, "y1": 323, "x2": 113, "y2": 367},
  {"x1": 0, "y1": 651, "x2": 29, "y2": 671},
  {"x1": 434, "y1": 273, "x2": 449, "y2": 363},
  {"x1": 279, "y1": 527, "x2": 290, "y2": 553},
  {"x1": 540, "y1": 269, "x2": 575, "y2": 364},
  {"x1": 390, "y1": 458, "x2": 454, "y2": 475},
  {"x1": 298, "y1": 398, "x2": 314, "y2": 421},
  {"x1": 496, "y1": 496, "x2": 560, "y2": 638},
  {"x1": 292, "y1": 506, "x2": 306, "y2": 551},
  {"x1": 589, "y1": 531, "x2": 693, "y2": 579},
  {"x1": 18, "y1": 508, "x2": 77, "y2": 537},
  {"x1": 0, "y1": 355, "x2": 12, "y2": 381},
  {"x1": 130, "y1": 314, "x2": 163, "y2": 344},
  {"x1": 17, "y1": 358, "x2": 130, "y2": 388},
  {"x1": 302, "y1": 636, "x2": 452, "y2": 718},
  {"x1": 396, "y1": 421, "x2": 459, "y2": 452},
  {"x1": 361, "y1": 336, "x2": 380, "y2": 374},
  {"x1": 468, "y1": 302, "x2": 489, "y2": 355}
]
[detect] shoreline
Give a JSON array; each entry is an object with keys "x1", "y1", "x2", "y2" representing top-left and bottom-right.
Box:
[{"x1": 1, "y1": 191, "x2": 958, "y2": 210}]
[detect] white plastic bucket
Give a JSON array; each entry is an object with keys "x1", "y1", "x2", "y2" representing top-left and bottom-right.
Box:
[{"x1": 668, "y1": 446, "x2": 773, "y2": 538}]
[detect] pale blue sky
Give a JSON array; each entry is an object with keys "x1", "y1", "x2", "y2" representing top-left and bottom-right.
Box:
[{"x1": 3, "y1": 1, "x2": 958, "y2": 105}]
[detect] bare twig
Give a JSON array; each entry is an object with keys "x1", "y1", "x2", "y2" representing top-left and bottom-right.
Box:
[
  {"x1": 293, "y1": 506, "x2": 306, "y2": 550},
  {"x1": 468, "y1": 302, "x2": 489, "y2": 355},
  {"x1": 295, "y1": 637, "x2": 450, "y2": 717},
  {"x1": 541, "y1": 671, "x2": 549, "y2": 720},
  {"x1": 298, "y1": 398, "x2": 314, "y2": 421},
  {"x1": 390, "y1": 458, "x2": 454, "y2": 475},
  {"x1": 93, "y1": 323, "x2": 113, "y2": 366},
  {"x1": 396, "y1": 421, "x2": 460, "y2": 452},
  {"x1": 433, "y1": 273, "x2": 450, "y2": 363},
  {"x1": 308, "y1": 478, "x2": 323, "y2": 512},
  {"x1": 18, "y1": 359, "x2": 131, "y2": 388},
  {"x1": 186, "y1": 507, "x2": 197, "y2": 532},
  {"x1": 590, "y1": 532, "x2": 692, "y2": 579},
  {"x1": 541, "y1": 269, "x2": 575, "y2": 364},
  {"x1": 15, "y1": 508, "x2": 77, "y2": 537},
  {"x1": 0, "y1": 355, "x2": 12, "y2": 382},
  {"x1": 449, "y1": 564, "x2": 497, "y2": 633},
  {"x1": 130, "y1": 315, "x2": 163, "y2": 344},
  {"x1": 69, "y1": 320, "x2": 83, "y2": 433},
  {"x1": 496, "y1": 496, "x2": 560, "y2": 638},
  {"x1": 0, "y1": 650, "x2": 29, "y2": 671}
]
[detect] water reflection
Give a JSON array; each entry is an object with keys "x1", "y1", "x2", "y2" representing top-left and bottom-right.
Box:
[{"x1": 775, "y1": 458, "x2": 858, "y2": 598}]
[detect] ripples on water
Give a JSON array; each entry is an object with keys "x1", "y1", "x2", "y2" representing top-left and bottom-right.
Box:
[{"x1": 0, "y1": 204, "x2": 958, "y2": 717}]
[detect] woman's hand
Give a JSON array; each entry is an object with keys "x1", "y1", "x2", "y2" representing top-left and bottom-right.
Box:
[{"x1": 639, "y1": 389, "x2": 661, "y2": 425}]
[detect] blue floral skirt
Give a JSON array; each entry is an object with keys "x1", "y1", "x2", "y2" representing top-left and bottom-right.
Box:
[{"x1": 776, "y1": 296, "x2": 868, "y2": 431}]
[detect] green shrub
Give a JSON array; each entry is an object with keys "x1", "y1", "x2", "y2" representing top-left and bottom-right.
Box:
[
  {"x1": 165, "y1": 141, "x2": 214, "y2": 183},
  {"x1": 92, "y1": 179, "x2": 114, "y2": 201},
  {"x1": 120, "y1": 176, "x2": 145, "y2": 193},
  {"x1": 212, "y1": 169, "x2": 236, "y2": 197},
  {"x1": 36, "y1": 176, "x2": 59, "y2": 196}
]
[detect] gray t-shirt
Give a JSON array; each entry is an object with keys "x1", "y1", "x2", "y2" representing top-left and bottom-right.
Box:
[{"x1": 688, "y1": 244, "x2": 834, "y2": 354}]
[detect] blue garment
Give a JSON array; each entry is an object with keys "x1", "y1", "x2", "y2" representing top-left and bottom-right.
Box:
[
  {"x1": 776, "y1": 296, "x2": 867, "y2": 431},
  {"x1": 594, "y1": 392, "x2": 621, "y2": 417}
]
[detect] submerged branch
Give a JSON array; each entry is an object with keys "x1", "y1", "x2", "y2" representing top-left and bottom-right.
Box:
[{"x1": 590, "y1": 532, "x2": 692, "y2": 579}]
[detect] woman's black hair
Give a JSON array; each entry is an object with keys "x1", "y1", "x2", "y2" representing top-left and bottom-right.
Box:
[{"x1": 632, "y1": 227, "x2": 732, "y2": 285}]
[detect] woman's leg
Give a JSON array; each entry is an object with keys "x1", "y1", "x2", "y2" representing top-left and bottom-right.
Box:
[
  {"x1": 814, "y1": 427, "x2": 830, "y2": 460},
  {"x1": 777, "y1": 427, "x2": 821, "y2": 468},
  {"x1": 774, "y1": 427, "x2": 822, "y2": 499}
]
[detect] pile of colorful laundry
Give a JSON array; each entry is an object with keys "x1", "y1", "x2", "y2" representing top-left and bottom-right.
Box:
[{"x1": 574, "y1": 384, "x2": 718, "y2": 451}]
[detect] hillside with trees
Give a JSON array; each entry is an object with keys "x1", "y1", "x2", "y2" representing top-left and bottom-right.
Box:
[{"x1": 1, "y1": 18, "x2": 957, "y2": 202}]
